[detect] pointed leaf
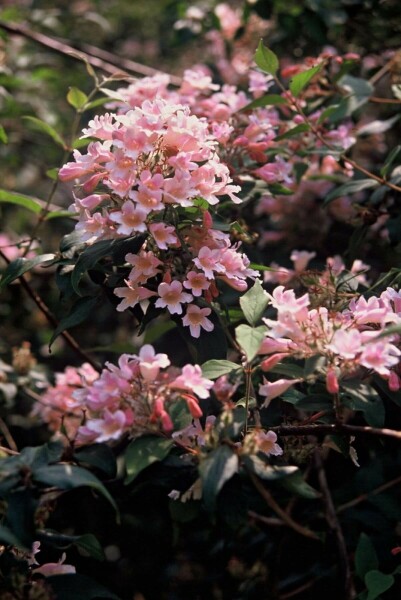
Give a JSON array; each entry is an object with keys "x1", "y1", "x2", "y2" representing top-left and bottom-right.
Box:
[
  {"x1": 280, "y1": 470, "x2": 320, "y2": 499},
  {"x1": 33, "y1": 465, "x2": 118, "y2": 515},
  {"x1": 49, "y1": 296, "x2": 99, "y2": 347},
  {"x1": 0, "y1": 254, "x2": 55, "y2": 287},
  {"x1": 240, "y1": 279, "x2": 270, "y2": 326},
  {"x1": 201, "y1": 359, "x2": 240, "y2": 380},
  {"x1": 199, "y1": 445, "x2": 238, "y2": 511},
  {"x1": 0, "y1": 125, "x2": 8, "y2": 143},
  {"x1": 235, "y1": 324, "x2": 266, "y2": 361},
  {"x1": 125, "y1": 436, "x2": 173, "y2": 484},
  {"x1": 274, "y1": 123, "x2": 310, "y2": 141},
  {"x1": 355, "y1": 533, "x2": 378, "y2": 579},
  {"x1": 67, "y1": 87, "x2": 88, "y2": 110},
  {"x1": 324, "y1": 179, "x2": 378, "y2": 204},
  {"x1": 365, "y1": 570, "x2": 394, "y2": 600},
  {"x1": 0, "y1": 189, "x2": 42, "y2": 213},
  {"x1": 254, "y1": 40, "x2": 279, "y2": 75},
  {"x1": 240, "y1": 94, "x2": 288, "y2": 111},
  {"x1": 289, "y1": 64, "x2": 322, "y2": 97},
  {"x1": 23, "y1": 116, "x2": 67, "y2": 149}
]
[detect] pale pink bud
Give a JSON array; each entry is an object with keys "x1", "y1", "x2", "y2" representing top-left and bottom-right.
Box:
[{"x1": 203, "y1": 211, "x2": 213, "y2": 229}]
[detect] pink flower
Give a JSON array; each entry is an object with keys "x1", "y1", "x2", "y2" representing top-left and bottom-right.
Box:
[
  {"x1": 183, "y1": 271, "x2": 211, "y2": 296},
  {"x1": 359, "y1": 341, "x2": 401, "y2": 376},
  {"x1": 259, "y1": 378, "x2": 302, "y2": 408},
  {"x1": 126, "y1": 251, "x2": 162, "y2": 283},
  {"x1": 109, "y1": 201, "x2": 148, "y2": 235},
  {"x1": 170, "y1": 364, "x2": 214, "y2": 399},
  {"x1": 79, "y1": 409, "x2": 129, "y2": 442},
  {"x1": 182, "y1": 304, "x2": 214, "y2": 338},
  {"x1": 149, "y1": 223, "x2": 179, "y2": 249},
  {"x1": 137, "y1": 344, "x2": 170, "y2": 380},
  {"x1": 32, "y1": 553, "x2": 76, "y2": 577},
  {"x1": 155, "y1": 281, "x2": 193, "y2": 314},
  {"x1": 327, "y1": 329, "x2": 362, "y2": 359},
  {"x1": 254, "y1": 430, "x2": 283, "y2": 456},
  {"x1": 193, "y1": 246, "x2": 224, "y2": 279},
  {"x1": 114, "y1": 283, "x2": 157, "y2": 311}
]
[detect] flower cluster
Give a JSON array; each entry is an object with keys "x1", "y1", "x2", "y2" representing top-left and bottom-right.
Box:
[
  {"x1": 258, "y1": 285, "x2": 401, "y2": 405},
  {"x1": 35, "y1": 345, "x2": 213, "y2": 444}
]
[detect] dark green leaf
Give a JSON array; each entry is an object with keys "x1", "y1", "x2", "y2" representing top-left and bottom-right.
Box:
[
  {"x1": 201, "y1": 359, "x2": 240, "y2": 379},
  {"x1": 355, "y1": 533, "x2": 379, "y2": 579},
  {"x1": 324, "y1": 179, "x2": 378, "y2": 204},
  {"x1": 0, "y1": 254, "x2": 55, "y2": 287},
  {"x1": 381, "y1": 145, "x2": 401, "y2": 177},
  {"x1": 274, "y1": 123, "x2": 311, "y2": 141},
  {"x1": 240, "y1": 279, "x2": 269, "y2": 326},
  {"x1": 270, "y1": 363, "x2": 304, "y2": 378},
  {"x1": 47, "y1": 574, "x2": 120, "y2": 600},
  {"x1": 280, "y1": 471, "x2": 320, "y2": 499},
  {"x1": 125, "y1": 436, "x2": 173, "y2": 484},
  {"x1": 33, "y1": 465, "x2": 118, "y2": 515},
  {"x1": 49, "y1": 296, "x2": 99, "y2": 347},
  {"x1": 199, "y1": 445, "x2": 238, "y2": 511},
  {"x1": 0, "y1": 188, "x2": 42, "y2": 213},
  {"x1": 267, "y1": 182, "x2": 294, "y2": 195},
  {"x1": 289, "y1": 64, "x2": 322, "y2": 97},
  {"x1": 74, "y1": 444, "x2": 117, "y2": 479},
  {"x1": 0, "y1": 524, "x2": 27, "y2": 549},
  {"x1": 342, "y1": 382, "x2": 385, "y2": 427},
  {"x1": 38, "y1": 530, "x2": 105, "y2": 561},
  {"x1": 168, "y1": 398, "x2": 193, "y2": 431},
  {"x1": 235, "y1": 324, "x2": 266, "y2": 362},
  {"x1": 67, "y1": 87, "x2": 88, "y2": 110},
  {"x1": 23, "y1": 116, "x2": 67, "y2": 148},
  {"x1": 365, "y1": 570, "x2": 394, "y2": 600},
  {"x1": 254, "y1": 40, "x2": 279, "y2": 75},
  {"x1": 243, "y1": 455, "x2": 297, "y2": 480}
]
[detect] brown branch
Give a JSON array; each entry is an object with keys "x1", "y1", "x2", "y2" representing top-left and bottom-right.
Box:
[
  {"x1": 0, "y1": 416, "x2": 18, "y2": 452},
  {"x1": 314, "y1": 449, "x2": 356, "y2": 600},
  {"x1": 0, "y1": 445, "x2": 19, "y2": 456},
  {"x1": 248, "y1": 510, "x2": 285, "y2": 527},
  {"x1": 0, "y1": 20, "x2": 181, "y2": 86},
  {"x1": 337, "y1": 474, "x2": 401, "y2": 514},
  {"x1": 0, "y1": 250, "x2": 101, "y2": 372},
  {"x1": 369, "y1": 96, "x2": 401, "y2": 105},
  {"x1": 248, "y1": 471, "x2": 319, "y2": 540},
  {"x1": 270, "y1": 423, "x2": 401, "y2": 441}
]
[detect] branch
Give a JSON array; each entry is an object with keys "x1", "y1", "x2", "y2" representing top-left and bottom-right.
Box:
[
  {"x1": 314, "y1": 449, "x2": 356, "y2": 600},
  {"x1": 0, "y1": 20, "x2": 181, "y2": 86},
  {"x1": 0, "y1": 250, "x2": 101, "y2": 372},
  {"x1": 0, "y1": 416, "x2": 18, "y2": 452},
  {"x1": 270, "y1": 423, "x2": 401, "y2": 441},
  {"x1": 248, "y1": 470, "x2": 319, "y2": 540},
  {"x1": 337, "y1": 474, "x2": 401, "y2": 514}
]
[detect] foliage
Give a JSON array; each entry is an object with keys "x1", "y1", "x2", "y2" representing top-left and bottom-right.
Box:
[{"x1": 1, "y1": 2, "x2": 401, "y2": 599}]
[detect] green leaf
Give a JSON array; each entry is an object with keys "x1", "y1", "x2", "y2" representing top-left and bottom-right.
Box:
[
  {"x1": 249, "y1": 263, "x2": 277, "y2": 272},
  {"x1": 47, "y1": 574, "x2": 120, "y2": 600},
  {"x1": 381, "y1": 145, "x2": 401, "y2": 177},
  {"x1": 49, "y1": 296, "x2": 99, "y2": 347},
  {"x1": 0, "y1": 124, "x2": 8, "y2": 143},
  {"x1": 324, "y1": 179, "x2": 378, "y2": 204},
  {"x1": 289, "y1": 64, "x2": 322, "y2": 97},
  {"x1": 270, "y1": 363, "x2": 304, "y2": 378},
  {"x1": 365, "y1": 570, "x2": 394, "y2": 600},
  {"x1": 280, "y1": 471, "x2": 320, "y2": 499},
  {"x1": 240, "y1": 279, "x2": 270, "y2": 326},
  {"x1": 67, "y1": 86, "x2": 89, "y2": 109},
  {"x1": 243, "y1": 455, "x2": 298, "y2": 480},
  {"x1": 0, "y1": 188, "x2": 43, "y2": 213},
  {"x1": 355, "y1": 533, "x2": 379, "y2": 580},
  {"x1": 0, "y1": 254, "x2": 55, "y2": 287},
  {"x1": 240, "y1": 94, "x2": 288, "y2": 111},
  {"x1": 267, "y1": 182, "x2": 294, "y2": 195},
  {"x1": 84, "y1": 97, "x2": 110, "y2": 111},
  {"x1": 201, "y1": 359, "x2": 240, "y2": 380},
  {"x1": 45, "y1": 210, "x2": 74, "y2": 220},
  {"x1": 357, "y1": 115, "x2": 400, "y2": 137},
  {"x1": 199, "y1": 445, "x2": 239, "y2": 511},
  {"x1": 23, "y1": 116, "x2": 67, "y2": 149},
  {"x1": 33, "y1": 465, "x2": 118, "y2": 515},
  {"x1": 235, "y1": 324, "x2": 266, "y2": 362},
  {"x1": 274, "y1": 123, "x2": 311, "y2": 141},
  {"x1": 125, "y1": 436, "x2": 173, "y2": 484},
  {"x1": 329, "y1": 75, "x2": 374, "y2": 121},
  {"x1": 168, "y1": 398, "x2": 193, "y2": 431},
  {"x1": 74, "y1": 444, "x2": 117, "y2": 479},
  {"x1": 342, "y1": 382, "x2": 385, "y2": 427},
  {"x1": 0, "y1": 524, "x2": 28, "y2": 550},
  {"x1": 38, "y1": 530, "x2": 105, "y2": 561},
  {"x1": 254, "y1": 40, "x2": 279, "y2": 76}
]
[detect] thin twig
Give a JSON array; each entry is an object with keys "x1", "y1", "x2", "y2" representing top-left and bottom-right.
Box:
[
  {"x1": 248, "y1": 470, "x2": 319, "y2": 540},
  {"x1": 0, "y1": 445, "x2": 19, "y2": 455},
  {"x1": 314, "y1": 449, "x2": 356, "y2": 600},
  {"x1": 0, "y1": 249, "x2": 101, "y2": 371},
  {"x1": 248, "y1": 510, "x2": 285, "y2": 527},
  {"x1": 0, "y1": 416, "x2": 18, "y2": 452},
  {"x1": 270, "y1": 422, "x2": 401, "y2": 441},
  {"x1": 337, "y1": 474, "x2": 401, "y2": 514},
  {"x1": 0, "y1": 20, "x2": 181, "y2": 85}
]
